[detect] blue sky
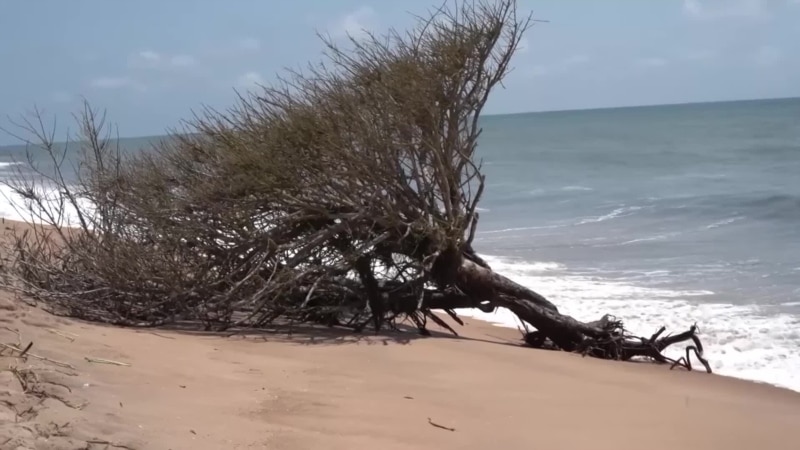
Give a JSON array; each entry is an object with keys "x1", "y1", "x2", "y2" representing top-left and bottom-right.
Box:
[{"x1": 1, "y1": 0, "x2": 799, "y2": 143}]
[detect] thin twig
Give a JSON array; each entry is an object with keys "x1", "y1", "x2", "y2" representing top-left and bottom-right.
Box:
[
  {"x1": 85, "y1": 440, "x2": 135, "y2": 450},
  {"x1": 141, "y1": 331, "x2": 175, "y2": 340},
  {"x1": 19, "y1": 341, "x2": 33, "y2": 357},
  {"x1": 46, "y1": 328, "x2": 78, "y2": 342},
  {"x1": 85, "y1": 356, "x2": 130, "y2": 367},
  {"x1": 0, "y1": 342, "x2": 75, "y2": 369},
  {"x1": 427, "y1": 417, "x2": 456, "y2": 432}
]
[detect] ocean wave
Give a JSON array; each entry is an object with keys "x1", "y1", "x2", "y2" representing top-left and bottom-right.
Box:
[
  {"x1": 617, "y1": 232, "x2": 680, "y2": 246},
  {"x1": 0, "y1": 183, "x2": 90, "y2": 226},
  {"x1": 739, "y1": 194, "x2": 800, "y2": 220},
  {"x1": 480, "y1": 224, "x2": 563, "y2": 234},
  {"x1": 704, "y1": 216, "x2": 745, "y2": 230},
  {"x1": 655, "y1": 172, "x2": 728, "y2": 181},
  {"x1": 504, "y1": 185, "x2": 595, "y2": 199},
  {"x1": 527, "y1": 188, "x2": 546, "y2": 196},
  {"x1": 654, "y1": 192, "x2": 800, "y2": 222},
  {"x1": 631, "y1": 269, "x2": 672, "y2": 278},
  {"x1": 459, "y1": 255, "x2": 800, "y2": 393},
  {"x1": 490, "y1": 260, "x2": 565, "y2": 271},
  {"x1": 588, "y1": 232, "x2": 681, "y2": 248},
  {"x1": 560, "y1": 185, "x2": 593, "y2": 192},
  {"x1": 575, "y1": 205, "x2": 643, "y2": 225}
]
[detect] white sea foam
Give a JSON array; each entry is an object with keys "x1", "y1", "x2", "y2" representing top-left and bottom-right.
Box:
[
  {"x1": 526, "y1": 185, "x2": 594, "y2": 197},
  {"x1": 480, "y1": 224, "x2": 562, "y2": 234},
  {"x1": 617, "y1": 232, "x2": 681, "y2": 246},
  {"x1": 704, "y1": 216, "x2": 745, "y2": 230},
  {"x1": 0, "y1": 183, "x2": 91, "y2": 227},
  {"x1": 456, "y1": 255, "x2": 800, "y2": 393},
  {"x1": 575, "y1": 205, "x2": 643, "y2": 225},
  {"x1": 527, "y1": 188, "x2": 546, "y2": 196},
  {"x1": 561, "y1": 185, "x2": 594, "y2": 192}
]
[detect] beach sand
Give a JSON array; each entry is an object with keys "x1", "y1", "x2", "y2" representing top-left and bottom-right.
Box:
[
  {"x1": 1, "y1": 220, "x2": 800, "y2": 449},
  {"x1": 2, "y1": 292, "x2": 800, "y2": 450}
]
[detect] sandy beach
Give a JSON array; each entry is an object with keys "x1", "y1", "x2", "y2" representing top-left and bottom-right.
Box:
[
  {"x1": 2, "y1": 284, "x2": 800, "y2": 449},
  {"x1": 2, "y1": 0, "x2": 799, "y2": 446}
]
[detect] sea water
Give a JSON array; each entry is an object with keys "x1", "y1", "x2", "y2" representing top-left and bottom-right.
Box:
[{"x1": 1, "y1": 98, "x2": 798, "y2": 391}]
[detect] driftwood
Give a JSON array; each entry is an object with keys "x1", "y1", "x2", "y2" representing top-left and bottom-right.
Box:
[
  {"x1": 451, "y1": 251, "x2": 713, "y2": 372},
  {"x1": 265, "y1": 251, "x2": 714, "y2": 373}
]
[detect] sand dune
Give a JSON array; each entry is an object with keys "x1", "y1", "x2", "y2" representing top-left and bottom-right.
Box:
[{"x1": 2, "y1": 290, "x2": 800, "y2": 449}]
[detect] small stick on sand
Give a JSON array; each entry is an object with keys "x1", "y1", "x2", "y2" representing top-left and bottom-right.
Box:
[
  {"x1": 427, "y1": 418, "x2": 456, "y2": 432},
  {"x1": 85, "y1": 439, "x2": 134, "y2": 449},
  {"x1": 85, "y1": 356, "x2": 131, "y2": 367},
  {"x1": 18, "y1": 341, "x2": 33, "y2": 357},
  {"x1": 146, "y1": 331, "x2": 176, "y2": 340},
  {"x1": 0, "y1": 342, "x2": 75, "y2": 369},
  {"x1": 46, "y1": 328, "x2": 78, "y2": 342}
]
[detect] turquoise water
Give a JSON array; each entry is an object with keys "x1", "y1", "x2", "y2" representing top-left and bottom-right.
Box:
[{"x1": 1, "y1": 97, "x2": 799, "y2": 390}]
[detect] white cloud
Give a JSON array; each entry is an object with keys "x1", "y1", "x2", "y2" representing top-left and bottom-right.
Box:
[
  {"x1": 684, "y1": 49, "x2": 716, "y2": 61},
  {"x1": 236, "y1": 71, "x2": 264, "y2": 88},
  {"x1": 524, "y1": 55, "x2": 591, "y2": 79},
  {"x1": 637, "y1": 57, "x2": 669, "y2": 68},
  {"x1": 128, "y1": 50, "x2": 162, "y2": 68},
  {"x1": 238, "y1": 38, "x2": 261, "y2": 51},
  {"x1": 682, "y1": 0, "x2": 770, "y2": 20},
  {"x1": 138, "y1": 50, "x2": 160, "y2": 62},
  {"x1": 169, "y1": 54, "x2": 196, "y2": 67},
  {"x1": 89, "y1": 77, "x2": 146, "y2": 92},
  {"x1": 754, "y1": 45, "x2": 782, "y2": 66},
  {"x1": 129, "y1": 50, "x2": 196, "y2": 69},
  {"x1": 333, "y1": 6, "x2": 377, "y2": 38},
  {"x1": 129, "y1": 50, "x2": 159, "y2": 68},
  {"x1": 90, "y1": 77, "x2": 131, "y2": 88},
  {"x1": 563, "y1": 55, "x2": 591, "y2": 66}
]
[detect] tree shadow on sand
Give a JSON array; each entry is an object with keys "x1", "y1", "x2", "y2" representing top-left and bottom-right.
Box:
[{"x1": 135, "y1": 317, "x2": 526, "y2": 349}]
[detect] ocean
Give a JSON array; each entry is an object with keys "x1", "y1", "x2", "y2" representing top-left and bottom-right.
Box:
[{"x1": 1, "y1": 97, "x2": 798, "y2": 391}]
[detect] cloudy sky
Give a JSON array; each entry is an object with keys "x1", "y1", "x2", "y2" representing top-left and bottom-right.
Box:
[{"x1": 1, "y1": 0, "x2": 798, "y2": 142}]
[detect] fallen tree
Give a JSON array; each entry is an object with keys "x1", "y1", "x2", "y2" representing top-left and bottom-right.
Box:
[{"x1": 0, "y1": 0, "x2": 711, "y2": 373}]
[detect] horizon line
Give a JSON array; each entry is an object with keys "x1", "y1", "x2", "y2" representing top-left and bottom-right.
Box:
[
  {"x1": 484, "y1": 95, "x2": 800, "y2": 118},
  {"x1": 1, "y1": 95, "x2": 797, "y2": 147}
]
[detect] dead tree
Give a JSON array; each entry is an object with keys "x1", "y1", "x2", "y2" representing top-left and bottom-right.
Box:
[{"x1": 0, "y1": 0, "x2": 712, "y2": 373}]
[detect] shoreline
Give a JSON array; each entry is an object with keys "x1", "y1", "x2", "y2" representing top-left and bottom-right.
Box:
[
  {"x1": 2, "y1": 216, "x2": 797, "y2": 397},
  {"x1": 458, "y1": 309, "x2": 800, "y2": 395}
]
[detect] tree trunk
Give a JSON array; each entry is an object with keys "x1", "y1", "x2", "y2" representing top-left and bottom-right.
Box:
[
  {"x1": 455, "y1": 258, "x2": 559, "y2": 312},
  {"x1": 450, "y1": 256, "x2": 713, "y2": 372}
]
